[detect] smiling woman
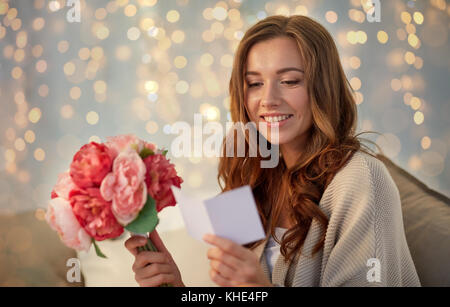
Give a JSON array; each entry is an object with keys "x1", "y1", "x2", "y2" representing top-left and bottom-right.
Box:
[{"x1": 212, "y1": 15, "x2": 421, "y2": 287}]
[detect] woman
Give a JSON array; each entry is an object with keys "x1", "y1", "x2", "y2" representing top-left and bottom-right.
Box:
[{"x1": 125, "y1": 15, "x2": 421, "y2": 287}]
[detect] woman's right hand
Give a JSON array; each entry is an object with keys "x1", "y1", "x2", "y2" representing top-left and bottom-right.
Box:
[{"x1": 124, "y1": 229, "x2": 185, "y2": 287}]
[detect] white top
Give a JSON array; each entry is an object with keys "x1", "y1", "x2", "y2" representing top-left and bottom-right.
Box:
[{"x1": 264, "y1": 227, "x2": 288, "y2": 275}]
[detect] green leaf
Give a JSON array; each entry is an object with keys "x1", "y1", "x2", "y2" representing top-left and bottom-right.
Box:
[
  {"x1": 139, "y1": 147, "x2": 154, "y2": 159},
  {"x1": 162, "y1": 149, "x2": 168, "y2": 156},
  {"x1": 92, "y1": 239, "x2": 107, "y2": 258},
  {"x1": 125, "y1": 196, "x2": 159, "y2": 234}
]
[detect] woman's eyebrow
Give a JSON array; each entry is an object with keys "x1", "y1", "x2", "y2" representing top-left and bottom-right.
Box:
[{"x1": 245, "y1": 67, "x2": 304, "y2": 76}]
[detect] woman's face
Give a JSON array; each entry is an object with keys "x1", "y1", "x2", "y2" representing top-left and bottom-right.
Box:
[{"x1": 244, "y1": 36, "x2": 313, "y2": 151}]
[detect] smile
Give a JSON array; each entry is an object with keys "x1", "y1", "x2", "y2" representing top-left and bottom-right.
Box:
[{"x1": 261, "y1": 114, "x2": 293, "y2": 123}]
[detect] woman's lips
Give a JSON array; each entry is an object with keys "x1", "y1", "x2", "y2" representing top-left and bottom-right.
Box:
[{"x1": 260, "y1": 114, "x2": 293, "y2": 128}]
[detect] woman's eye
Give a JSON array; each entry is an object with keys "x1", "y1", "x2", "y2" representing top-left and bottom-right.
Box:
[
  {"x1": 247, "y1": 80, "x2": 301, "y2": 88},
  {"x1": 282, "y1": 80, "x2": 300, "y2": 85},
  {"x1": 248, "y1": 82, "x2": 262, "y2": 88}
]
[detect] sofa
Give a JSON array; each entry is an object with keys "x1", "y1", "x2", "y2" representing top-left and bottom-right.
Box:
[{"x1": 1, "y1": 154, "x2": 449, "y2": 287}]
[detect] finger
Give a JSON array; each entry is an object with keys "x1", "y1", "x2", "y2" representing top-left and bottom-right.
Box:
[
  {"x1": 125, "y1": 236, "x2": 148, "y2": 256},
  {"x1": 148, "y1": 229, "x2": 170, "y2": 255},
  {"x1": 135, "y1": 263, "x2": 172, "y2": 280},
  {"x1": 132, "y1": 251, "x2": 169, "y2": 272},
  {"x1": 207, "y1": 247, "x2": 241, "y2": 270},
  {"x1": 210, "y1": 259, "x2": 235, "y2": 279},
  {"x1": 203, "y1": 234, "x2": 245, "y2": 260},
  {"x1": 137, "y1": 273, "x2": 175, "y2": 287},
  {"x1": 209, "y1": 268, "x2": 234, "y2": 287}
]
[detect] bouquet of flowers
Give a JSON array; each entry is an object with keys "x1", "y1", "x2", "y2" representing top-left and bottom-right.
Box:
[{"x1": 45, "y1": 134, "x2": 183, "y2": 265}]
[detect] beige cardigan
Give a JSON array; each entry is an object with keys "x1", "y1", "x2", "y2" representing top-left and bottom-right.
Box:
[{"x1": 252, "y1": 151, "x2": 421, "y2": 287}]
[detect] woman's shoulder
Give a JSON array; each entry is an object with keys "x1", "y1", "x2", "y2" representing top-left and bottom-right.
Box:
[
  {"x1": 331, "y1": 150, "x2": 393, "y2": 188},
  {"x1": 320, "y1": 150, "x2": 400, "y2": 213}
]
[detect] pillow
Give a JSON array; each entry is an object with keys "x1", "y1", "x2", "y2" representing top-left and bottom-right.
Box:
[
  {"x1": 377, "y1": 154, "x2": 450, "y2": 286},
  {"x1": 78, "y1": 228, "x2": 216, "y2": 287},
  {"x1": 0, "y1": 210, "x2": 84, "y2": 286}
]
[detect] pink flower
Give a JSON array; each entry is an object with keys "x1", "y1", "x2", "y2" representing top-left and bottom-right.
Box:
[
  {"x1": 51, "y1": 171, "x2": 79, "y2": 200},
  {"x1": 144, "y1": 142, "x2": 157, "y2": 153},
  {"x1": 69, "y1": 188, "x2": 124, "y2": 241},
  {"x1": 100, "y1": 150, "x2": 147, "y2": 225},
  {"x1": 143, "y1": 154, "x2": 183, "y2": 212},
  {"x1": 70, "y1": 142, "x2": 113, "y2": 189},
  {"x1": 106, "y1": 134, "x2": 145, "y2": 159},
  {"x1": 45, "y1": 197, "x2": 92, "y2": 251}
]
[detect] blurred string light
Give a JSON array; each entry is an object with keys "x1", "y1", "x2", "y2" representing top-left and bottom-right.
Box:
[{"x1": 0, "y1": 0, "x2": 448, "y2": 216}]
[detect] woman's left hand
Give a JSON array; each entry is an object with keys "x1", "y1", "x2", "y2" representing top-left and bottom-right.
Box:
[{"x1": 203, "y1": 234, "x2": 273, "y2": 287}]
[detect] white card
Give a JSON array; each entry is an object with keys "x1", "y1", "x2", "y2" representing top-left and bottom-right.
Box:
[{"x1": 170, "y1": 185, "x2": 266, "y2": 245}]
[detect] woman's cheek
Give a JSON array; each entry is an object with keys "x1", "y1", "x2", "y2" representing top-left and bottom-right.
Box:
[
  {"x1": 245, "y1": 100, "x2": 258, "y2": 122},
  {"x1": 288, "y1": 90, "x2": 310, "y2": 114}
]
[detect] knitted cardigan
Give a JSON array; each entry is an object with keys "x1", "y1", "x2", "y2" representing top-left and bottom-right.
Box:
[{"x1": 251, "y1": 151, "x2": 421, "y2": 287}]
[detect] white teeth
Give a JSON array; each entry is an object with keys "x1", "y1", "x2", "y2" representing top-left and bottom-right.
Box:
[{"x1": 263, "y1": 115, "x2": 291, "y2": 122}]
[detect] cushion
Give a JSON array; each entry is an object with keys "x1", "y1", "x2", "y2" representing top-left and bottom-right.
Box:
[
  {"x1": 0, "y1": 210, "x2": 84, "y2": 286},
  {"x1": 377, "y1": 154, "x2": 450, "y2": 286}
]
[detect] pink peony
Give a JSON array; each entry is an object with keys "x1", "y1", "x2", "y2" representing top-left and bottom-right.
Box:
[
  {"x1": 105, "y1": 134, "x2": 144, "y2": 159},
  {"x1": 144, "y1": 142, "x2": 157, "y2": 153},
  {"x1": 69, "y1": 188, "x2": 124, "y2": 241},
  {"x1": 105, "y1": 134, "x2": 159, "y2": 159},
  {"x1": 45, "y1": 197, "x2": 92, "y2": 251},
  {"x1": 143, "y1": 154, "x2": 183, "y2": 212},
  {"x1": 100, "y1": 150, "x2": 147, "y2": 225},
  {"x1": 70, "y1": 142, "x2": 113, "y2": 189},
  {"x1": 51, "y1": 171, "x2": 79, "y2": 200}
]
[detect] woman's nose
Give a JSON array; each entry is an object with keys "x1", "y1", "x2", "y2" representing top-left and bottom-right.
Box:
[{"x1": 260, "y1": 82, "x2": 281, "y2": 107}]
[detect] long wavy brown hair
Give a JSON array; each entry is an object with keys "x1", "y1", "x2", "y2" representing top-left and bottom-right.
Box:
[{"x1": 218, "y1": 15, "x2": 381, "y2": 263}]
